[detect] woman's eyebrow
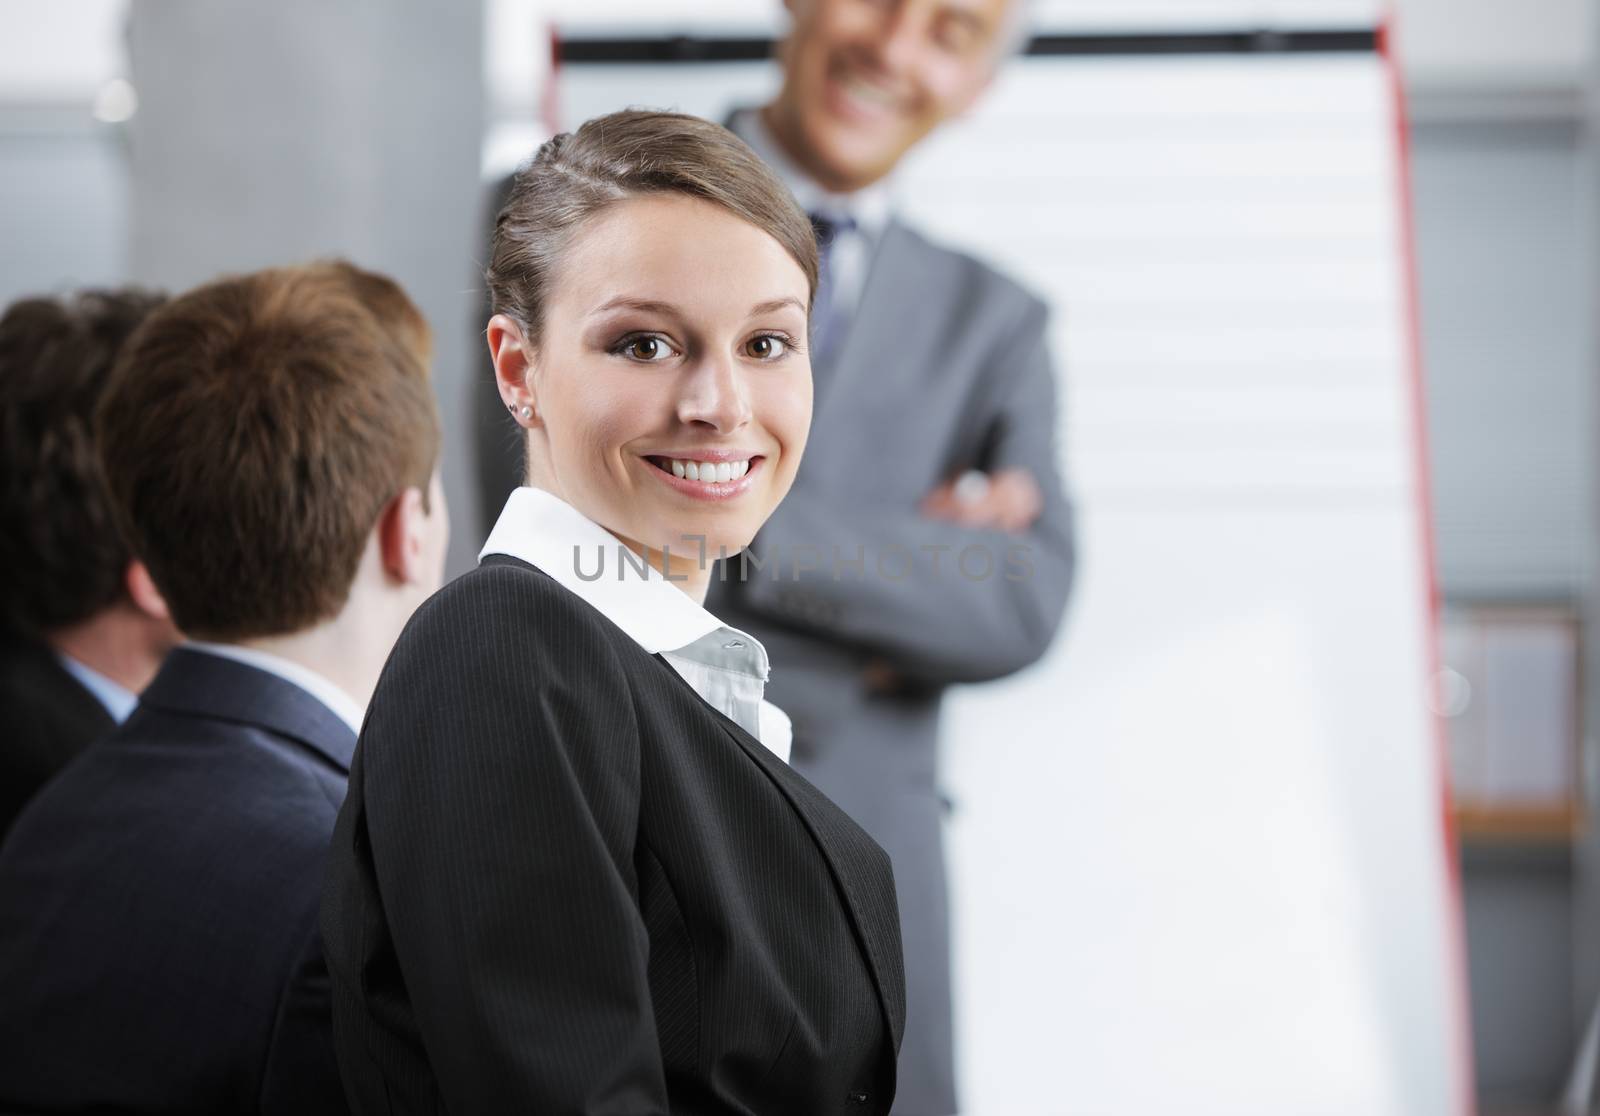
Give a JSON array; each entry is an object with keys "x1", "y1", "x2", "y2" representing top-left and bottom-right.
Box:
[
  {"x1": 589, "y1": 296, "x2": 681, "y2": 318},
  {"x1": 589, "y1": 296, "x2": 806, "y2": 319},
  {"x1": 749, "y1": 297, "x2": 805, "y2": 317}
]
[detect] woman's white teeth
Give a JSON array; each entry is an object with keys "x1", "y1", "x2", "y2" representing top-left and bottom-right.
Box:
[{"x1": 664, "y1": 458, "x2": 749, "y2": 483}]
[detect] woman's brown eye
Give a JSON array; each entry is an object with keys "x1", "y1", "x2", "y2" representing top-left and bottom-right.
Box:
[
  {"x1": 630, "y1": 338, "x2": 661, "y2": 360},
  {"x1": 748, "y1": 336, "x2": 787, "y2": 359}
]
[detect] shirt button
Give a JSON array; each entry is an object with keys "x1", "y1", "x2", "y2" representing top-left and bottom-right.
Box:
[{"x1": 846, "y1": 1092, "x2": 869, "y2": 1106}]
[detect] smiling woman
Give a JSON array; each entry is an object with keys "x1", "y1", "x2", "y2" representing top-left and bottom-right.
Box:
[
  {"x1": 321, "y1": 110, "x2": 907, "y2": 1115},
  {"x1": 489, "y1": 189, "x2": 815, "y2": 589}
]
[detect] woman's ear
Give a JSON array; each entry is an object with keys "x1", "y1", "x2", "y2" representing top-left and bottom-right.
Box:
[{"x1": 487, "y1": 314, "x2": 541, "y2": 428}]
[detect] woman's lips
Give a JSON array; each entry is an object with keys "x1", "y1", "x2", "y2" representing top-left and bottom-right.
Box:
[{"x1": 643, "y1": 454, "x2": 765, "y2": 502}]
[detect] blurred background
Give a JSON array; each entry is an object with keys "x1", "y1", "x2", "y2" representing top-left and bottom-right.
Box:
[{"x1": 3, "y1": 0, "x2": 1598, "y2": 1113}]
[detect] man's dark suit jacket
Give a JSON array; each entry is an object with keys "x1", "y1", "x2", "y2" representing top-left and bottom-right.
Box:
[
  {"x1": 0, "y1": 648, "x2": 352, "y2": 1114},
  {"x1": 0, "y1": 635, "x2": 115, "y2": 836},
  {"x1": 322, "y1": 556, "x2": 906, "y2": 1115}
]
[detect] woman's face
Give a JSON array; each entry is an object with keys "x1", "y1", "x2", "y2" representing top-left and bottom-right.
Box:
[{"x1": 507, "y1": 193, "x2": 813, "y2": 570}]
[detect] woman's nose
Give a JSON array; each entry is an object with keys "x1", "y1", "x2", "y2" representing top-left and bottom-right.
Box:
[{"x1": 677, "y1": 354, "x2": 753, "y2": 432}]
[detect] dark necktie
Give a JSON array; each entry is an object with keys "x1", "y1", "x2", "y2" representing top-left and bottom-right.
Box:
[{"x1": 808, "y1": 210, "x2": 857, "y2": 377}]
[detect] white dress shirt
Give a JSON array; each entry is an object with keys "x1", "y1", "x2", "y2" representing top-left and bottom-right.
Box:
[
  {"x1": 183, "y1": 641, "x2": 367, "y2": 735},
  {"x1": 726, "y1": 106, "x2": 893, "y2": 321},
  {"x1": 480, "y1": 486, "x2": 793, "y2": 763},
  {"x1": 56, "y1": 653, "x2": 138, "y2": 724}
]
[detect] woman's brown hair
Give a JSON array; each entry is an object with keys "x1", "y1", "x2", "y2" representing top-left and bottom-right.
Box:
[{"x1": 486, "y1": 109, "x2": 819, "y2": 347}]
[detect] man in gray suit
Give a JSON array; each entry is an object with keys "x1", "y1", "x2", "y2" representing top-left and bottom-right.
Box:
[
  {"x1": 714, "y1": 3, "x2": 1072, "y2": 1113},
  {"x1": 475, "y1": 2, "x2": 1072, "y2": 1111}
]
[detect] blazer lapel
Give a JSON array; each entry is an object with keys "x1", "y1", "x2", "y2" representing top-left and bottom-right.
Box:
[
  {"x1": 698, "y1": 686, "x2": 907, "y2": 1059},
  {"x1": 137, "y1": 649, "x2": 357, "y2": 772}
]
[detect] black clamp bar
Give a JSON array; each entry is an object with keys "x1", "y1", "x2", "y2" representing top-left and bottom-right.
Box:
[{"x1": 555, "y1": 27, "x2": 1379, "y2": 65}]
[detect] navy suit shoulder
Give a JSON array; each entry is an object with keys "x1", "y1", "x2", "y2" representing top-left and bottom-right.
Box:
[
  {"x1": 0, "y1": 637, "x2": 114, "y2": 836},
  {"x1": 0, "y1": 649, "x2": 352, "y2": 1115}
]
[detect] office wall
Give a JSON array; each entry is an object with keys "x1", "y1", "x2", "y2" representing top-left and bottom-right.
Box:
[
  {"x1": 0, "y1": 116, "x2": 125, "y2": 309},
  {"x1": 122, "y1": 0, "x2": 486, "y2": 576},
  {"x1": 1400, "y1": 0, "x2": 1596, "y2": 1106},
  {"x1": 0, "y1": 3, "x2": 129, "y2": 307},
  {"x1": 0, "y1": 0, "x2": 488, "y2": 572},
  {"x1": 1416, "y1": 121, "x2": 1589, "y2": 603},
  {"x1": 1396, "y1": 0, "x2": 1591, "y2": 85}
]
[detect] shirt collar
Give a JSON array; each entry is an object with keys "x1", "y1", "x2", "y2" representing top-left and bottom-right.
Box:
[
  {"x1": 727, "y1": 106, "x2": 893, "y2": 241},
  {"x1": 55, "y1": 652, "x2": 138, "y2": 724},
  {"x1": 181, "y1": 641, "x2": 367, "y2": 735},
  {"x1": 480, "y1": 486, "x2": 767, "y2": 674}
]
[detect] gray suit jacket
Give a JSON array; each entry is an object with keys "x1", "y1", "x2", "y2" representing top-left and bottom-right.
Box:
[
  {"x1": 705, "y1": 216, "x2": 1074, "y2": 1114},
  {"x1": 472, "y1": 173, "x2": 1073, "y2": 1116}
]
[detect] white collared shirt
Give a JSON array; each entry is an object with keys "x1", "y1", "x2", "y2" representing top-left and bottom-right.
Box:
[
  {"x1": 480, "y1": 486, "x2": 793, "y2": 763},
  {"x1": 183, "y1": 641, "x2": 367, "y2": 736},
  {"x1": 726, "y1": 106, "x2": 893, "y2": 321},
  {"x1": 56, "y1": 652, "x2": 138, "y2": 724}
]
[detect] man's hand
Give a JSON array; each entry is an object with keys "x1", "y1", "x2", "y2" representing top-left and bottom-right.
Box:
[{"x1": 919, "y1": 467, "x2": 1042, "y2": 533}]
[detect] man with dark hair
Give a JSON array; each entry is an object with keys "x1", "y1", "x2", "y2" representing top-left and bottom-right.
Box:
[
  {"x1": 0, "y1": 261, "x2": 449, "y2": 1115},
  {"x1": 0, "y1": 289, "x2": 178, "y2": 835}
]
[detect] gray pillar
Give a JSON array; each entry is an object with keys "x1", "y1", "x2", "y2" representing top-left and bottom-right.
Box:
[
  {"x1": 125, "y1": 0, "x2": 486, "y2": 575},
  {"x1": 1571, "y1": 1, "x2": 1600, "y2": 1106}
]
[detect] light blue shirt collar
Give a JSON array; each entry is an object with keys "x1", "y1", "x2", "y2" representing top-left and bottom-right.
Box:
[{"x1": 56, "y1": 652, "x2": 138, "y2": 724}]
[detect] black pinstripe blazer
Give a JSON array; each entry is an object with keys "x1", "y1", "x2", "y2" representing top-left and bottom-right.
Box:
[{"x1": 322, "y1": 555, "x2": 905, "y2": 1115}]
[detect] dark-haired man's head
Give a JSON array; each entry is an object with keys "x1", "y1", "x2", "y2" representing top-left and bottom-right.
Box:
[
  {"x1": 0, "y1": 289, "x2": 178, "y2": 694},
  {"x1": 96, "y1": 260, "x2": 448, "y2": 706},
  {"x1": 764, "y1": 0, "x2": 1024, "y2": 193}
]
